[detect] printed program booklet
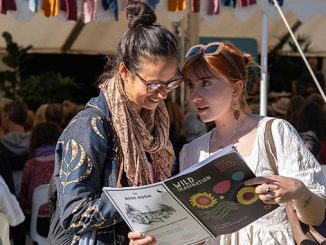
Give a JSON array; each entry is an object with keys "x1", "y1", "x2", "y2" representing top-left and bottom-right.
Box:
[{"x1": 103, "y1": 146, "x2": 279, "y2": 245}]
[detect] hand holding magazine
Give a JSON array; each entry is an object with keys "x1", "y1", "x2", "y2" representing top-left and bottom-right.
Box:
[{"x1": 103, "y1": 146, "x2": 279, "y2": 245}]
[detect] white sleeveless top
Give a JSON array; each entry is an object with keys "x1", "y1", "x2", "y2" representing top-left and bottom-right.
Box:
[{"x1": 179, "y1": 117, "x2": 326, "y2": 245}]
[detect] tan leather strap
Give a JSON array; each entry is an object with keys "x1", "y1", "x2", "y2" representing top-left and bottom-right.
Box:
[
  {"x1": 264, "y1": 119, "x2": 318, "y2": 244},
  {"x1": 264, "y1": 119, "x2": 278, "y2": 175}
]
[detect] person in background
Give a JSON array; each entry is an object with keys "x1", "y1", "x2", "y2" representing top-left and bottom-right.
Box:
[
  {"x1": 297, "y1": 101, "x2": 326, "y2": 165},
  {"x1": 19, "y1": 121, "x2": 61, "y2": 238},
  {"x1": 24, "y1": 110, "x2": 35, "y2": 133},
  {"x1": 45, "y1": 103, "x2": 64, "y2": 129},
  {"x1": 0, "y1": 175, "x2": 25, "y2": 244},
  {"x1": 270, "y1": 97, "x2": 290, "y2": 119},
  {"x1": 0, "y1": 100, "x2": 30, "y2": 195},
  {"x1": 297, "y1": 57, "x2": 325, "y2": 97},
  {"x1": 285, "y1": 95, "x2": 306, "y2": 131},
  {"x1": 33, "y1": 104, "x2": 48, "y2": 128},
  {"x1": 166, "y1": 101, "x2": 185, "y2": 176},
  {"x1": 48, "y1": 1, "x2": 182, "y2": 244},
  {"x1": 61, "y1": 100, "x2": 79, "y2": 129},
  {"x1": 182, "y1": 111, "x2": 207, "y2": 143},
  {"x1": 129, "y1": 42, "x2": 326, "y2": 245}
]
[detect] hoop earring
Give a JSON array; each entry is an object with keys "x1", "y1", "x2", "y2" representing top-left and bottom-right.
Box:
[{"x1": 232, "y1": 102, "x2": 240, "y2": 120}]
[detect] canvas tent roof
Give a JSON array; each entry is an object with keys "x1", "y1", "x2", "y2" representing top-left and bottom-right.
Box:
[{"x1": 0, "y1": 0, "x2": 326, "y2": 56}]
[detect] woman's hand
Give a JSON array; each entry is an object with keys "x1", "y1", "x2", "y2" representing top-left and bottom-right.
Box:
[
  {"x1": 245, "y1": 175, "x2": 325, "y2": 225},
  {"x1": 244, "y1": 175, "x2": 308, "y2": 204},
  {"x1": 128, "y1": 232, "x2": 155, "y2": 245}
]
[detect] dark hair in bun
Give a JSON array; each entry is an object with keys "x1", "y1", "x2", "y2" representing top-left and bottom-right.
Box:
[
  {"x1": 99, "y1": 1, "x2": 179, "y2": 82},
  {"x1": 126, "y1": 1, "x2": 156, "y2": 29}
]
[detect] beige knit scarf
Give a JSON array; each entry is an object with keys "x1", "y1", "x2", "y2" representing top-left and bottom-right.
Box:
[{"x1": 100, "y1": 75, "x2": 175, "y2": 186}]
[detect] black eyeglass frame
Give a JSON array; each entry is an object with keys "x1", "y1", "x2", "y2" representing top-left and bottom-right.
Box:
[
  {"x1": 185, "y1": 42, "x2": 244, "y2": 80},
  {"x1": 134, "y1": 68, "x2": 184, "y2": 92}
]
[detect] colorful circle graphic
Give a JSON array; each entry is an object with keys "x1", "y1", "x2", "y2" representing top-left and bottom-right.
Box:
[
  {"x1": 232, "y1": 171, "x2": 245, "y2": 181},
  {"x1": 237, "y1": 187, "x2": 259, "y2": 205},
  {"x1": 189, "y1": 192, "x2": 217, "y2": 209},
  {"x1": 213, "y1": 180, "x2": 231, "y2": 194}
]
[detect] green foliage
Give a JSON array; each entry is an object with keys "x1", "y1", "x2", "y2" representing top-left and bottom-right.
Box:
[
  {"x1": 0, "y1": 32, "x2": 78, "y2": 109},
  {"x1": 0, "y1": 32, "x2": 33, "y2": 98},
  {"x1": 18, "y1": 72, "x2": 78, "y2": 109}
]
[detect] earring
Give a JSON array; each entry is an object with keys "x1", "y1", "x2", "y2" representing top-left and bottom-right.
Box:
[{"x1": 232, "y1": 102, "x2": 240, "y2": 120}]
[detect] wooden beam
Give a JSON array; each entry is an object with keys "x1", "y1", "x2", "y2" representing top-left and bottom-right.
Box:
[{"x1": 61, "y1": 20, "x2": 85, "y2": 52}]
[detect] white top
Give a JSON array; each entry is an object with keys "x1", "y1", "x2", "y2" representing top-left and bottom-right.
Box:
[
  {"x1": 0, "y1": 176, "x2": 25, "y2": 226},
  {"x1": 179, "y1": 117, "x2": 326, "y2": 245}
]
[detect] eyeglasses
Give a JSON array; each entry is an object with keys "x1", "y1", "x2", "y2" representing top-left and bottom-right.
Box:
[
  {"x1": 185, "y1": 42, "x2": 243, "y2": 80},
  {"x1": 135, "y1": 68, "x2": 184, "y2": 92}
]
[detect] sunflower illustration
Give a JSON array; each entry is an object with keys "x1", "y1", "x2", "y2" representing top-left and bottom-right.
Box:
[{"x1": 189, "y1": 192, "x2": 217, "y2": 209}]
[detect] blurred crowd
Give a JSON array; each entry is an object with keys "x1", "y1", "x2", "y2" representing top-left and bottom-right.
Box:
[{"x1": 0, "y1": 98, "x2": 84, "y2": 245}]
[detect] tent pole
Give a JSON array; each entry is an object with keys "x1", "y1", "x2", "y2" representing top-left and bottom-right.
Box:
[{"x1": 260, "y1": 13, "x2": 268, "y2": 116}]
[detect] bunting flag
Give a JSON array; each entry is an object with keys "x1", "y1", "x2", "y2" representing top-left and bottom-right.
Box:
[
  {"x1": 147, "y1": 0, "x2": 160, "y2": 10},
  {"x1": 28, "y1": 0, "x2": 39, "y2": 13},
  {"x1": 168, "y1": 0, "x2": 186, "y2": 11},
  {"x1": 41, "y1": 0, "x2": 59, "y2": 17},
  {"x1": 191, "y1": 0, "x2": 200, "y2": 13},
  {"x1": 64, "y1": 0, "x2": 77, "y2": 20},
  {"x1": 60, "y1": 0, "x2": 66, "y2": 10},
  {"x1": 102, "y1": 0, "x2": 118, "y2": 20},
  {"x1": 269, "y1": 0, "x2": 283, "y2": 6},
  {"x1": 82, "y1": 0, "x2": 97, "y2": 23},
  {"x1": 1, "y1": 0, "x2": 17, "y2": 14},
  {"x1": 239, "y1": 0, "x2": 256, "y2": 7},
  {"x1": 207, "y1": 0, "x2": 219, "y2": 15},
  {"x1": 221, "y1": 0, "x2": 237, "y2": 8}
]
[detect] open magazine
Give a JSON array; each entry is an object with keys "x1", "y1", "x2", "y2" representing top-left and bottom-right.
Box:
[{"x1": 103, "y1": 146, "x2": 279, "y2": 245}]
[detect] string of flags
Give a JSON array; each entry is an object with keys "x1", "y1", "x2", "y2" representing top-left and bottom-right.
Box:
[{"x1": 0, "y1": 0, "x2": 284, "y2": 23}]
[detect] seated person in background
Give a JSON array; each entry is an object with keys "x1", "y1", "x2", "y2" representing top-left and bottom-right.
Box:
[
  {"x1": 19, "y1": 121, "x2": 61, "y2": 237},
  {"x1": 0, "y1": 175, "x2": 25, "y2": 245},
  {"x1": 24, "y1": 110, "x2": 35, "y2": 133},
  {"x1": 299, "y1": 131, "x2": 321, "y2": 158},
  {"x1": 182, "y1": 111, "x2": 207, "y2": 143},
  {"x1": 45, "y1": 103, "x2": 64, "y2": 130},
  {"x1": 0, "y1": 100, "x2": 30, "y2": 195},
  {"x1": 33, "y1": 104, "x2": 48, "y2": 128},
  {"x1": 285, "y1": 95, "x2": 306, "y2": 131},
  {"x1": 61, "y1": 100, "x2": 79, "y2": 128},
  {"x1": 297, "y1": 57, "x2": 325, "y2": 97},
  {"x1": 270, "y1": 97, "x2": 290, "y2": 119},
  {"x1": 298, "y1": 101, "x2": 326, "y2": 165},
  {"x1": 0, "y1": 175, "x2": 25, "y2": 227}
]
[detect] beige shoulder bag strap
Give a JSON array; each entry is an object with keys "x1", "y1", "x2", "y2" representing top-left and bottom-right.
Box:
[
  {"x1": 264, "y1": 119, "x2": 318, "y2": 245},
  {"x1": 264, "y1": 119, "x2": 278, "y2": 175}
]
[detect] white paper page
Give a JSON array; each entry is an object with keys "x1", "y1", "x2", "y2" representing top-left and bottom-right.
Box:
[{"x1": 103, "y1": 182, "x2": 212, "y2": 245}]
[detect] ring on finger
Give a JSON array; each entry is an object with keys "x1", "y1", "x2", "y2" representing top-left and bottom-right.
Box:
[{"x1": 265, "y1": 183, "x2": 272, "y2": 194}]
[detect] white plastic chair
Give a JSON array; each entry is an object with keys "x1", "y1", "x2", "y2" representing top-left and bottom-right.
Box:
[
  {"x1": 0, "y1": 212, "x2": 10, "y2": 245},
  {"x1": 30, "y1": 184, "x2": 49, "y2": 245}
]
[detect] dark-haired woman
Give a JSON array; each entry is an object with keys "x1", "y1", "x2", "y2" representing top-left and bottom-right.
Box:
[{"x1": 47, "y1": 1, "x2": 182, "y2": 245}]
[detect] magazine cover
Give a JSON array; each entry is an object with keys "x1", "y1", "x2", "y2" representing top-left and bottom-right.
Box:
[{"x1": 164, "y1": 149, "x2": 279, "y2": 236}]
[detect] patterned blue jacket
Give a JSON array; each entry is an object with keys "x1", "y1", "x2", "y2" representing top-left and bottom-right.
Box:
[{"x1": 48, "y1": 91, "x2": 129, "y2": 245}]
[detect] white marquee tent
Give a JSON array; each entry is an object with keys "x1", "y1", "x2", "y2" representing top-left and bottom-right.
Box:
[{"x1": 0, "y1": 0, "x2": 326, "y2": 55}]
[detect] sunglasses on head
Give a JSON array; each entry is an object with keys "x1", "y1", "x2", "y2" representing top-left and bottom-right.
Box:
[{"x1": 185, "y1": 42, "x2": 243, "y2": 80}]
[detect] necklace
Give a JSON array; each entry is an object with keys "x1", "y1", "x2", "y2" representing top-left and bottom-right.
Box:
[{"x1": 214, "y1": 116, "x2": 247, "y2": 149}]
